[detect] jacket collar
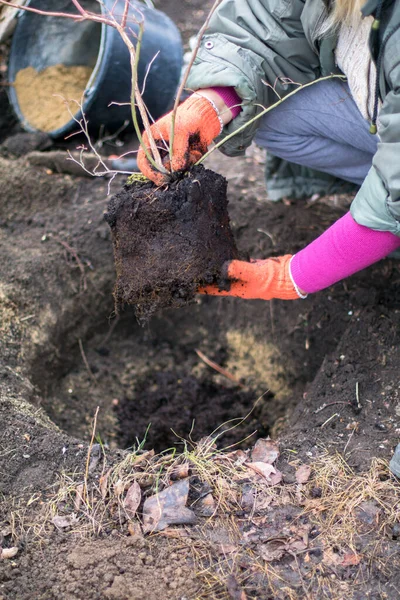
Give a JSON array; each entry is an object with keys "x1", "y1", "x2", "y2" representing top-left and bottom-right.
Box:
[{"x1": 361, "y1": 0, "x2": 380, "y2": 17}]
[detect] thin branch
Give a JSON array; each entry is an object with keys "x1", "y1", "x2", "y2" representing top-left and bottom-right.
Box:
[
  {"x1": 70, "y1": 0, "x2": 87, "y2": 17},
  {"x1": 196, "y1": 74, "x2": 346, "y2": 165},
  {"x1": 78, "y1": 338, "x2": 97, "y2": 384},
  {"x1": 195, "y1": 348, "x2": 244, "y2": 388},
  {"x1": 169, "y1": 0, "x2": 223, "y2": 165},
  {"x1": 141, "y1": 50, "x2": 160, "y2": 96},
  {"x1": 83, "y1": 406, "x2": 100, "y2": 503},
  {"x1": 120, "y1": 0, "x2": 130, "y2": 28}
]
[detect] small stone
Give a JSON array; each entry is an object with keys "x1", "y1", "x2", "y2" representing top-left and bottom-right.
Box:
[
  {"x1": 310, "y1": 487, "x2": 322, "y2": 498},
  {"x1": 392, "y1": 523, "x2": 400, "y2": 539}
]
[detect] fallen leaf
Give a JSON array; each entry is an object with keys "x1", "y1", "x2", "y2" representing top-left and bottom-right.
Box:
[
  {"x1": 171, "y1": 463, "x2": 189, "y2": 480},
  {"x1": 355, "y1": 501, "x2": 380, "y2": 526},
  {"x1": 74, "y1": 483, "x2": 84, "y2": 511},
  {"x1": 142, "y1": 479, "x2": 196, "y2": 533},
  {"x1": 0, "y1": 547, "x2": 19, "y2": 559},
  {"x1": 113, "y1": 479, "x2": 125, "y2": 497},
  {"x1": 259, "y1": 541, "x2": 286, "y2": 562},
  {"x1": 196, "y1": 492, "x2": 216, "y2": 517},
  {"x1": 246, "y1": 462, "x2": 283, "y2": 486},
  {"x1": 128, "y1": 521, "x2": 143, "y2": 538},
  {"x1": 133, "y1": 449, "x2": 155, "y2": 466},
  {"x1": 322, "y1": 548, "x2": 342, "y2": 567},
  {"x1": 124, "y1": 480, "x2": 141, "y2": 519},
  {"x1": 341, "y1": 552, "x2": 361, "y2": 567},
  {"x1": 295, "y1": 464, "x2": 312, "y2": 484},
  {"x1": 88, "y1": 443, "x2": 101, "y2": 474},
  {"x1": 218, "y1": 543, "x2": 238, "y2": 555},
  {"x1": 99, "y1": 468, "x2": 111, "y2": 499},
  {"x1": 288, "y1": 539, "x2": 308, "y2": 553},
  {"x1": 223, "y1": 449, "x2": 248, "y2": 466},
  {"x1": 52, "y1": 514, "x2": 78, "y2": 530},
  {"x1": 159, "y1": 527, "x2": 190, "y2": 539},
  {"x1": 251, "y1": 439, "x2": 279, "y2": 464}
]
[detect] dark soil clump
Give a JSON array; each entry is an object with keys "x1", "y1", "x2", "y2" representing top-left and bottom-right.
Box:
[
  {"x1": 105, "y1": 165, "x2": 240, "y2": 321},
  {"x1": 115, "y1": 369, "x2": 271, "y2": 452}
]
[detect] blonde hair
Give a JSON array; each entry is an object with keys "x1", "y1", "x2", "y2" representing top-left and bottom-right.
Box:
[
  {"x1": 331, "y1": 0, "x2": 364, "y2": 25},
  {"x1": 318, "y1": 0, "x2": 364, "y2": 36}
]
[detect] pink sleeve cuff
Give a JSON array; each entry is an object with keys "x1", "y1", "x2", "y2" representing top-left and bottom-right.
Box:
[
  {"x1": 290, "y1": 212, "x2": 400, "y2": 294},
  {"x1": 210, "y1": 86, "x2": 242, "y2": 119}
]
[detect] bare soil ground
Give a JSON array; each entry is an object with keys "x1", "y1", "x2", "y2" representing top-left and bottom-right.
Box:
[{"x1": 1, "y1": 2, "x2": 400, "y2": 599}]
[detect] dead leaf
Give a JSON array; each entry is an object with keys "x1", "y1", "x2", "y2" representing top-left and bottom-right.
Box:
[
  {"x1": 220, "y1": 449, "x2": 249, "y2": 467},
  {"x1": 341, "y1": 552, "x2": 361, "y2": 567},
  {"x1": 171, "y1": 463, "x2": 189, "y2": 480},
  {"x1": 74, "y1": 483, "x2": 84, "y2": 511},
  {"x1": 99, "y1": 468, "x2": 111, "y2": 499},
  {"x1": 322, "y1": 548, "x2": 342, "y2": 567},
  {"x1": 295, "y1": 464, "x2": 312, "y2": 484},
  {"x1": 128, "y1": 521, "x2": 143, "y2": 538},
  {"x1": 159, "y1": 528, "x2": 190, "y2": 539},
  {"x1": 124, "y1": 480, "x2": 141, "y2": 519},
  {"x1": 288, "y1": 539, "x2": 308, "y2": 553},
  {"x1": 88, "y1": 443, "x2": 101, "y2": 474},
  {"x1": 196, "y1": 492, "x2": 217, "y2": 517},
  {"x1": 142, "y1": 479, "x2": 196, "y2": 533},
  {"x1": 251, "y1": 439, "x2": 279, "y2": 464},
  {"x1": 355, "y1": 501, "x2": 380, "y2": 526},
  {"x1": 52, "y1": 514, "x2": 78, "y2": 530},
  {"x1": 218, "y1": 543, "x2": 238, "y2": 555},
  {"x1": 259, "y1": 540, "x2": 286, "y2": 562},
  {"x1": 0, "y1": 547, "x2": 19, "y2": 559},
  {"x1": 113, "y1": 478, "x2": 125, "y2": 497},
  {"x1": 133, "y1": 449, "x2": 155, "y2": 466},
  {"x1": 246, "y1": 462, "x2": 283, "y2": 486}
]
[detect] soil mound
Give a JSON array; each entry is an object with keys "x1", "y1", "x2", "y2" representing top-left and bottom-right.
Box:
[{"x1": 105, "y1": 165, "x2": 240, "y2": 321}]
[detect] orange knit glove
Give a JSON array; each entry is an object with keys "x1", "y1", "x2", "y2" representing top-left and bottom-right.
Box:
[
  {"x1": 137, "y1": 95, "x2": 222, "y2": 185},
  {"x1": 199, "y1": 255, "x2": 302, "y2": 300}
]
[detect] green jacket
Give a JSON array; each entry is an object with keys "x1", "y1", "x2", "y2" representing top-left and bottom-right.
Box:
[{"x1": 187, "y1": 0, "x2": 400, "y2": 235}]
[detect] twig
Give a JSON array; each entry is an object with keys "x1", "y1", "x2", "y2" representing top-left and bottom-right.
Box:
[
  {"x1": 52, "y1": 234, "x2": 87, "y2": 292},
  {"x1": 343, "y1": 427, "x2": 356, "y2": 455},
  {"x1": 355, "y1": 381, "x2": 362, "y2": 411},
  {"x1": 320, "y1": 413, "x2": 340, "y2": 428},
  {"x1": 169, "y1": 0, "x2": 223, "y2": 165},
  {"x1": 78, "y1": 338, "x2": 97, "y2": 384},
  {"x1": 195, "y1": 348, "x2": 244, "y2": 387},
  {"x1": 197, "y1": 74, "x2": 346, "y2": 165},
  {"x1": 83, "y1": 406, "x2": 100, "y2": 503},
  {"x1": 314, "y1": 401, "x2": 351, "y2": 414}
]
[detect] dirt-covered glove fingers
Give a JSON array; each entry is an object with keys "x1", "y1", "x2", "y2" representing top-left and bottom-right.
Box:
[
  {"x1": 169, "y1": 95, "x2": 221, "y2": 173},
  {"x1": 199, "y1": 256, "x2": 301, "y2": 301},
  {"x1": 138, "y1": 95, "x2": 221, "y2": 181},
  {"x1": 137, "y1": 118, "x2": 171, "y2": 185},
  {"x1": 137, "y1": 146, "x2": 169, "y2": 186}
]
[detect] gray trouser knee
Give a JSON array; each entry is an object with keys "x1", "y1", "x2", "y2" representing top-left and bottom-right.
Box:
[{"x1": 254, "y1": 80, "x2": 378, "y2": 186}]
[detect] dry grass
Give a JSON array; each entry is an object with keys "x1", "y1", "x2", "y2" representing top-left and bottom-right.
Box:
[{"x1": 3, "y1": 437, "x2": 400, "y2": 600}]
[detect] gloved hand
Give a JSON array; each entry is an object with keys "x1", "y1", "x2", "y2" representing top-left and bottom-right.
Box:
[
  {"x1": 137, "y1": 94, "x2": 222, "y2": 185},
  {"x1": 199, "y1": 255, "x2": 304, "y2": 300}
]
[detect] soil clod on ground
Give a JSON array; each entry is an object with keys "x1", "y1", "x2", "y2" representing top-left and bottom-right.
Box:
[{"x1": 105, "y1": 165, "x2": 240, "y2": 321}]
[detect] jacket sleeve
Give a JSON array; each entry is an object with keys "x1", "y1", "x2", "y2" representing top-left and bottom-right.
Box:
[
  {"x1": 186, "y1": 0, "x2": 320, "y2": 156},
  {"x1": 350, "y1": 34, "x2": 400, "y2": 236}
]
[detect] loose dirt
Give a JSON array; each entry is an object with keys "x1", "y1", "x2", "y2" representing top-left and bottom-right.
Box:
[
  {"x1": 105, "y1": 166, "x2": 240, "y2": 321},
  {"x1": 14, "y1": 64, "x2": 92, "y2": 132}
]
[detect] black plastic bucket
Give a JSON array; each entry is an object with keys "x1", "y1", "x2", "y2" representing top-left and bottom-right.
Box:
[{"x1": 7, "y1": 0, "x2": 182, "y2": 137}]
